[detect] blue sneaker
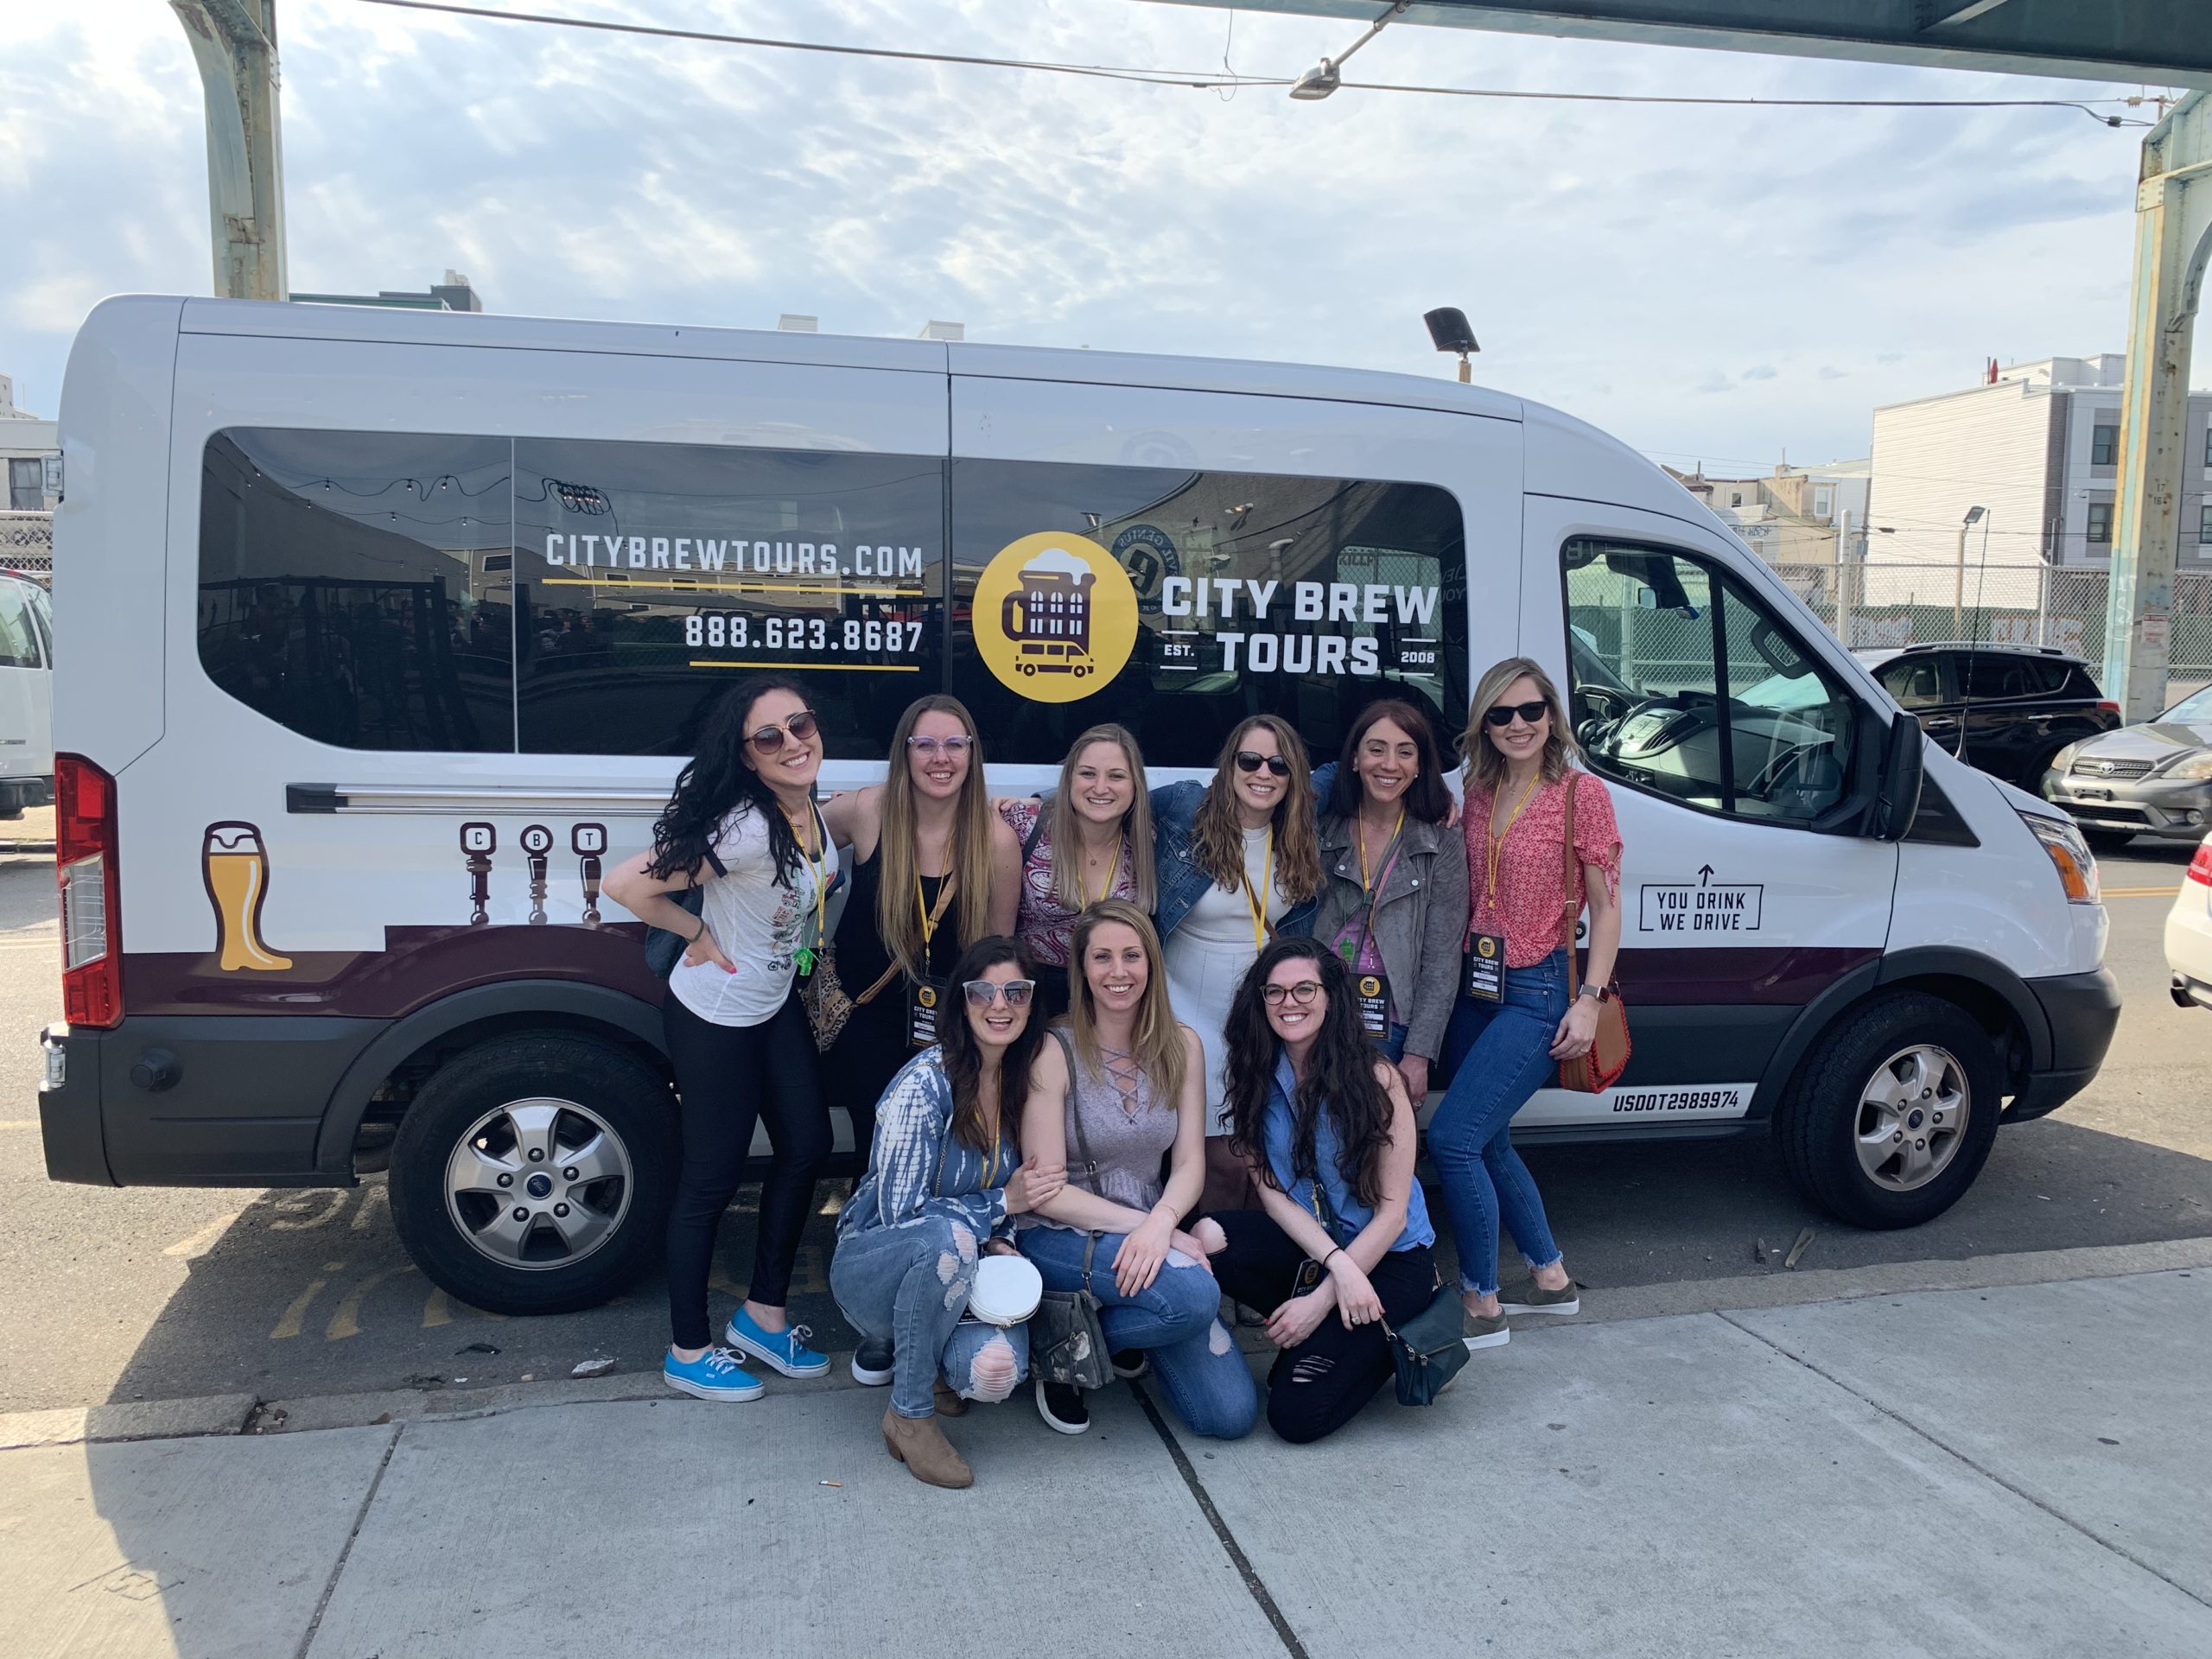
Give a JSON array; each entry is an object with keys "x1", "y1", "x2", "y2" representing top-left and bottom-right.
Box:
[
  {"x1": 724, "y1": 1309, "x2": 830, "y2": 1379},
  {"x1": 663, "y1": 1345, "x2": 765, "y2": 1402}
]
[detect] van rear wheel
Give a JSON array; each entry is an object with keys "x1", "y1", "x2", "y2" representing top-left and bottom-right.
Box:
[
  {"x1": 388, "y1": 1035, "x2": 677, "y2": 1316},
  {"x1": 1777, "y1": 993, "x2": 2000, "y2": 1229}
]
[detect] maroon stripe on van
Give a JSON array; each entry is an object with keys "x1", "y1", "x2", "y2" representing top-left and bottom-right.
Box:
[
  {"x1": 124, "y1": 922, "x2": 660, "y2": 1018},
  {"x1": 1613, "y1": 945, "x2": 1879, "y2": 1007}
]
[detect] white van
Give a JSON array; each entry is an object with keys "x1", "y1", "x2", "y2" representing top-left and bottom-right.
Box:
[
  {"x1": 37, "y1": 297, "x2": 2118, "y2": 1313},
  {"x1": 0, "y1": 569, "x2": 54, "y2": 817}
]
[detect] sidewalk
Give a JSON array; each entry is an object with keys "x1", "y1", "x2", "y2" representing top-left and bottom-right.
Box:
[{"x1": 3, "y1": 1267, "x2": 2205, "y2": 1658}]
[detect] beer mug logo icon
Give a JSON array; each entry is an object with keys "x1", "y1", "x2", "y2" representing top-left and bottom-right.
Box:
[
  {"x1": 1476, "y1": 935, "x2": 1498, "y2": 960},
  {"x1": 917, "y1": 984, "x2": 938, "y2": 1009},
  {"x1": 202, "y1": 822, "x2": 294, "y2": 972},
  {"x1": 1359, "y1": 975, "x2": 1382, "y2": 999},
  {"x1": 973, "y1": 532, "x2": 1138, "y2": 704}
]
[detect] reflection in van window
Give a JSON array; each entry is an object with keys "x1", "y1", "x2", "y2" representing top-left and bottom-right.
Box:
[
  {"x1": 0, "y1": 580, "x2": 43, "y2": 670},
  {"x1": 1564, "y1": 537, "x2": 1854, "y2": 823},
  {"x1": 948, "y1": 458, "x2": 1465, "y2": 768},
  {"x1": 197, "y1": 430, "x2": 514, "y2": 751}
]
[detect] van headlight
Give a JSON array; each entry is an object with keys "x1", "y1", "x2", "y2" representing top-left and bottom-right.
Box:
[
  {"x1": 2162, "y1": 751, "x2": 2212, "y2": 782},
  {"x1": 2020, "y1": 810, "x2": 2101, "y2": 905}
]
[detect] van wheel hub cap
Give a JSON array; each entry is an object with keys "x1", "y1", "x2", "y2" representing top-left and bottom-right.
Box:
[
  {"x1": 445, "y1": 1098, "x2": 632, "y2": 1270},
  {"x1": 1855, "y1": 1046, "x2": 1967, "y2": 1192}
]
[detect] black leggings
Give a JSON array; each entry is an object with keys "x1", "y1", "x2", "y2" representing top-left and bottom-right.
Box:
[
  {"x1": 1206, "y1": 1209, "x2": 1437, "y2": 1445},
  {"x1": 664, "y1": 990, "x2": 830, "y2": 1350}
]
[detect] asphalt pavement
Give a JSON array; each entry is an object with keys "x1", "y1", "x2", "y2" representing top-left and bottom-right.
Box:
[{"x1": 0, "y1": 825, "x2": 2206, "y2": 1416}]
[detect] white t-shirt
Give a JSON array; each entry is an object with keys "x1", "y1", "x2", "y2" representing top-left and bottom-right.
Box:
[{"x1": 666, "y1": 802, "x2": 830, "y2": 1028}]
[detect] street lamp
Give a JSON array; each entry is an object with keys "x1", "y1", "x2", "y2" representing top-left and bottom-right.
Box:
[
  {"x1": 1287, "y1": 1, "x2": 1408, "y2": 101},
  {"x1": 1954, "y1": 505, "x2": 1987, "y2": 639}
]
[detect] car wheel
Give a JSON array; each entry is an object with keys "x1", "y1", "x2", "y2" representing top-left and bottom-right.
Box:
[
  {"x1": 1777, "y1": 993, "x2": 2001, "y2": 1229},
  {"x1": 2081, "y1": 827, "x2": 2137, "y2": 854},
  {"x1": 388, "y1": 1034, "x2": 677, "y2": 1316}
]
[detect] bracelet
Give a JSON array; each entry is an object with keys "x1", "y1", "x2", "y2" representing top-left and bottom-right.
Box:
[
  {"x1": 1323, "y1": 1247, "x2": 1344, "y2": 1270},
  {"x1": 687, "y1": 918, "x2": 707, "y2": 944}
]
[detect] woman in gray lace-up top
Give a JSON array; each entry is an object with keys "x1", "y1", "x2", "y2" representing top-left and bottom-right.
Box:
[{"x1": 1019, "y1": 899, "x2": 1260, "y2": 1441}]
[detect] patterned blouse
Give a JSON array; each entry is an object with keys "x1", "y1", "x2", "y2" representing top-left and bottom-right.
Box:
[
  {"x1": 1462, "y1": 770, "x2": 1623, "y2": 968},
  {"x1": 997, "y1": 798, "x2": 1136, "y2": 967}
]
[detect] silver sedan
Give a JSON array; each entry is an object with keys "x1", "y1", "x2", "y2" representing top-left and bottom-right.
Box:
[{"x1": 2043, "y1": 684, "x2": 2212, "y2": 849}]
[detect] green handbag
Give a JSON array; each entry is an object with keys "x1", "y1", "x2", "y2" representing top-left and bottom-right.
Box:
[{"x1": 1380, "y1": 1281, "x2": 1472, "y2": 1407}]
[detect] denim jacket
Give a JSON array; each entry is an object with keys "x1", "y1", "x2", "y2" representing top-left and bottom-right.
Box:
[
  {"x1": 836, "y1": 1048, "x2": 1017, "y2": 1245},
  {"x1": 1151, "y1": 779, "x2": 1319, "y2": 944}
]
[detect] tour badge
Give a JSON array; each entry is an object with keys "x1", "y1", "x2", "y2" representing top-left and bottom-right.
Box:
[
  {"x1": 1465, "y1": 932, "x2": 1505, "y2": 1002},
  {"x1": 909, "y1": 978, "x2": 943, "y2": 1048},
  {"x1": 1356, "y1": 972, "x2": 1392, "y2": 1039},
  {"x1": 972, "y1": 531, "x2": 1139, "y2": 703}
]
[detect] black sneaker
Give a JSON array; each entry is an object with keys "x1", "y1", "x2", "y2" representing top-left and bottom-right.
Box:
[
  {"x1": 1036, "y1": 1378, "x2": 1090, "y2": 1435},
  {"x1": 849, "y1": 1338, "x2": 894, "y2": 1386},
  {"x1": 1109, "y1": 1349, "x2": 1149, "y2": 1380}
]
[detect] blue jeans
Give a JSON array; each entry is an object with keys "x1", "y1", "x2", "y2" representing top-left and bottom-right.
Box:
[
  {"x1": 831, "y1": 1216, "x2": 1031, "y2": 1420},
  {"x1": 1380, "y1": 1022, "x2": 1408, "y2": 1063},
  {"x1": 1019, "y1": 1225, "x2": 1259, "y2": 1440},
  {"x1": 1432, "y1": 950, "x2": 1569, "y2": 1297}
]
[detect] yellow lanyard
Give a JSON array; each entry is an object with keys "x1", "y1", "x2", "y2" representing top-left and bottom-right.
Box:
[
  {"x1": 915, "y1": 872, "x2": 944, "y2": 948},
  {"x1": 1358, "y1": 809, "x2": 1405, "y2": 895},
  {"x1": 1081, "y1": 838, "x2": 1122, "y2": 906},
  {"x1": 788, "y1": 807, "x2": 830, "y2": 965},
  {"x1": 1484, "y1": 777, "x2": 1541, "y2": 906},
  {"x1": 1241, "y1": 829, "x2": 1275, "y2": 952}
]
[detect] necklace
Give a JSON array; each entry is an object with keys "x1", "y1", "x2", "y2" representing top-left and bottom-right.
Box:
[{"x1": 1080, "y1": 837, "x2": 1122, "y2": 906}]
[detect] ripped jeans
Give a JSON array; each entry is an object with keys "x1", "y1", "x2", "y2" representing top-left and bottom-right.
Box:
[
  {"x1": 1018, "y1": 1225, "x2": 1259, "y2": 1440},
  {"x1": 831, "y1": 1215, "x2": 1031, "y2": 1421}
]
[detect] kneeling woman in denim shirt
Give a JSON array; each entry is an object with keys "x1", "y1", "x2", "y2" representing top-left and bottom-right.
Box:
[
  {"x1": 832, "y1": 938, "x2": 1066, "y2": 1490},
  {"x1": 1207, "y1": 939, "x2": 1438, "y2": 1445}
]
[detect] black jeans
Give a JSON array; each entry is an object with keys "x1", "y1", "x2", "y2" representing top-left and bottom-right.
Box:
[
  {"x1": 1207, "y1": 1208, "x2": 1437, "y2": 1445},
  {"x1": 663, "y1": 990, "x2": 830, "y2": 1350}
]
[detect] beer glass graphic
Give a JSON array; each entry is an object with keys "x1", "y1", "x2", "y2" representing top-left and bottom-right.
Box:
[{"x1": 202, "y1": 822, "x2": 294, "y2": 972}]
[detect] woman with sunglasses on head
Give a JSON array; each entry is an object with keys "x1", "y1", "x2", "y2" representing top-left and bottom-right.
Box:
[
  {"x1": 1432, "y1": 657, "x2": 1622, "y2": 1351},
  {"x1": 1153, "y1": 715, "x2": 1321, "y2": 1207},
  {"x1": 1205, "y1": 939, "x2": 1437, "y2": 1445},
  {"x1": 1310, "y1": 701, "x2": 1469, "y2": 1107},
  {"x1": 832, "y1": 937, "x2": 1067, "y2": 1489},
  {"x1": 605, "y1": 677, "x2": 841, "y2": 1402},
  {"x1": 997, "y1": 724, "x2": 1157, "y2": 1022},
  {"x1": 1018, "y1": 899, "x2": 1257, "y2": 1440}
]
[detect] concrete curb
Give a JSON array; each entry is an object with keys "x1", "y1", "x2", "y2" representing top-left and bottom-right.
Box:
[{"x1": 0, "y1": 1392, "x2": 257, "y2": 1449}]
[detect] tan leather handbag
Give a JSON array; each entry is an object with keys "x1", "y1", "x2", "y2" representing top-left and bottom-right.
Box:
[{"x1": 1557, "y1": 773, "x2": 1630, "y2": 1093}]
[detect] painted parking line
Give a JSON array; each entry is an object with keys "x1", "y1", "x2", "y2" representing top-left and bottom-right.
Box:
[{"x1": 2102, "y1": 886, "x2": 2184, "y2": 897}]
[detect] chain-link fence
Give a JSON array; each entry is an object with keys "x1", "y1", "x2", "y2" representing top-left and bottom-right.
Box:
[
  {"x1": 0, "y1": 512, "x2": 52, "y2": 577},
  {"x1": 1763, "y1": 558, "x2": 2212, "y2": 699}
]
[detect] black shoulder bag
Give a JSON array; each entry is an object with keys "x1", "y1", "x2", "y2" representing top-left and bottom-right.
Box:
[
  {"x1": 1306, "y1": 1165, "x2": 1470, "y2": 1408},
  {"x1": 1027, "y1": 1029, "x2": 1115, "y2": 1390},
  {"x1": 642, "y1": 845, "x2": 728, "y2": 978}
]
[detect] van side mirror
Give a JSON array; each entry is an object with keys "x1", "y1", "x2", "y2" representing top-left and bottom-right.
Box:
[{"x1": 1870, "y1": 711, "x2": 1925, "y2": 841}]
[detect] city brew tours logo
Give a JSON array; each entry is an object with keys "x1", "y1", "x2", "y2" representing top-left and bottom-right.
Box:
[{"x1": 973, "y1": 532, "x2": 1140, "y2": 704}]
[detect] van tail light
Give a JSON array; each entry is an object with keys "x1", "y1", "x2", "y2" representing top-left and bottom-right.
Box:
[
  {"x1": 2097, "y1": 701, "x2": 2120, "y2": 715},
  {"x1": 55, "y1": 753, "x2": 122, "y2": 1029},
  {"x1": 2189, "y1": 843, "x2": 2212, "y2": 887}
]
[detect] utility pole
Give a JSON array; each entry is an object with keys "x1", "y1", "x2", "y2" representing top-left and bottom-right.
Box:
[
  {"x1": 2107, "y1": 91, "x2": 2212, "y2": 721},
  {"x1": 170, "y1": 1, "x2": 287, "y2": 301}
]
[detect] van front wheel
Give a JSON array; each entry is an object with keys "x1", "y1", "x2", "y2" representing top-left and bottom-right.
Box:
[
  {"x1": 388, "y1": 1035, "x2": 677, "y2": 1315},
  {"x1": 1777, "y1": 994, "x2": 2000, "y2": 1229}
]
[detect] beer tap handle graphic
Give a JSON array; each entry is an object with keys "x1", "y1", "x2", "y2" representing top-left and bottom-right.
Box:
[
  {"x1": 521, "y1": 824, "x2": 553, "y2": 925},
  {"x1": 572, "y1": 823, "x2": 607, "y2": 927},
  {"x1": 461, "y1": 822, "x2": 496, "y2": 927}
]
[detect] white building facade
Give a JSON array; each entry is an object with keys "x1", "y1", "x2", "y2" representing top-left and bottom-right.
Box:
[{"x1": 0, "y1": 373, "x2": 60, "y2": 575}]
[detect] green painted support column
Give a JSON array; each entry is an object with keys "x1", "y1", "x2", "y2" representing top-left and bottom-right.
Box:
[{"x1": 170, "y1": 0, "x2": 288, "y2": 302}]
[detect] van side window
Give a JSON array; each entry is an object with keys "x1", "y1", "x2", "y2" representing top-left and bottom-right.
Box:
[
  {"x1": 1563, "y1": 537, "x2": 1856, "y2": 824},
  {"x1": 947, "y1": 459, "x2": 1466, "y2": 767},
  {"x1": 197, "y1": 430, "x2": 513, "y2": 751},
  {"x1": 513, "y1": 442, "x2": 946, "y2": 757},
  {"x1": 0, "y1": 580, "x2": 42, "y2": 669}
]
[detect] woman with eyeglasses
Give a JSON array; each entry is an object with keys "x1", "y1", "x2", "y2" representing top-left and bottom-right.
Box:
[
  {"x1": 605, "y1": 676, "x2": 841, "y2": 1402},
  {"x1": 1018, "y1": 900, "x2": 1257, "y2": 1440},
  {"x1": 1431, "y1": 657, "x2": 1622, "y2": 1351},
  {"x1": 1205, "y1": 939, "x2": 1437, "y2": 1444},
  {"x1": 1310, "y1": 700, "x2": 1469, "y2": 1106},
  {"x1": 1153, "y1": 715, "x2": 1322, "y2": 1208},
  {"x1": 997, "y1": 724, "x2": 1157, "y2": 1022},
  {"x1": 832, "y1": 937, "x2": 1067, "y2": 1489}
]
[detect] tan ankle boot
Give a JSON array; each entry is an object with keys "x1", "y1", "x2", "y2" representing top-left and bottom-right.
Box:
[
  {"x1": 931, "y1": 1379, "x2": 969, "y2": 1418},
  {"x1": 881, "y1": 1407, "x2": 973, "y2": 1489}
]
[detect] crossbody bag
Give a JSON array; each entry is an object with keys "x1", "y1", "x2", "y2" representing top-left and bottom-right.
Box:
[{"x1": 1027, "y1": 1028, "x2": 1115, "y2": 1390}]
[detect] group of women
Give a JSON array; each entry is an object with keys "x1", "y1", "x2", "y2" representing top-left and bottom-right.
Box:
[{"x1": 603, "y1": 654, "x2": 1623, "y2": 1489}]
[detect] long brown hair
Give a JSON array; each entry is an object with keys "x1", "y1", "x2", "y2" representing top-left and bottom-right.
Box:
[
  {"x1": 1192, "y1": 715, "x2": 1321, "y2": 906},
  {"x1": 938, "y1": 936, "x2": 1044, "y2": 1153},
  {"x1": 1327, "y1": 699, "x2": 1452, "y2": 825},
  {"x1": 1459, "y1": 656, "x2": 1580, "y2": 796},
  {"x1": 1046, "y1": 724, "x2": 1157, "y2": 913},
  {"x1": 1064, "y1": 899, "x2": 1185, "y2": 1106},
  {"x1": 876, "y1": 695, "x2": 995, "y2": 980}
]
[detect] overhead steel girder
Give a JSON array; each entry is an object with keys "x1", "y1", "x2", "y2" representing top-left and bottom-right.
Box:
[{"x1": 1151, "y1": 2, "x2": 2212, "y2": 90}]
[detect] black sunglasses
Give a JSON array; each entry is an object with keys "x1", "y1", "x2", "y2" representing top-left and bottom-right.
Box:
[
  {"x1": 1482, "y1": 700, "x2": 1550, "y2": 729},
  {"x1": 1235, "y1": 750, "x2": 1292, "y2": 778},
  {"x1": 748, "y1": 709, "x2": 821, "y2": 753}
]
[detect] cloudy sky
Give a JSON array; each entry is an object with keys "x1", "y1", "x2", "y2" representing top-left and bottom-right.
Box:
[{"x1": 0, "y1": 0, "x2": 2178, "y2": 471}]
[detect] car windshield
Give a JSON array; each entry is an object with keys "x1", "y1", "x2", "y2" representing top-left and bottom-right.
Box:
[{"x1": 2159, "y1": 685, "x2": 2212, "y2": 724}]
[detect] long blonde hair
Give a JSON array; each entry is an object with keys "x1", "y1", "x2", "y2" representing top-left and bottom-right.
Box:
[
  {"x1": 1047, "y1": 724, "x2": 1157, "y2": 913},
  {"x1": 1192, "y1": 715, "x2": 1321, "y2": 906},
  {"x1": 877, "y1": 695, "x2": 995, "y2": 980},
  {"x1": 1065, "y1": 899, "x2": 1185, "y2": 1107},
  {"x1": 1459, "y1": 656, "x2": 1580, "y2": 796}
]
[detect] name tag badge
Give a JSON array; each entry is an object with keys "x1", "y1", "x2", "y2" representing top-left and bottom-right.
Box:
[
  {"x1": 908, "y1": 978, "x2": 943, "y2": 1048},
  {"x1": 1465, "y1": 933, "x2": 1506, "y2": 1002},
  {"x1": 1355, "y1": 971, "x2": 1392, "y2": 1039}
]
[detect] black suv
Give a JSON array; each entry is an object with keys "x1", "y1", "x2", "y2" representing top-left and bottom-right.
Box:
[{"x1": 1854, "y1": 643, "x2": 2120, "y2": 792}]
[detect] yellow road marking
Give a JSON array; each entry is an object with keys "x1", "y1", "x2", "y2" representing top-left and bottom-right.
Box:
[
  {"x1": 326, "y1": 1264, "x2": 417, "y2": 1340},
  {"x1": 2102, "y1": 886, "x2": 2183, "y2": 896},
  {"x1": 270, "y1": 1266, "x2": 344, "y2": 1339},
  {"x1": 162, "y1": 1213, "x2": 239, "y2": 1258}
]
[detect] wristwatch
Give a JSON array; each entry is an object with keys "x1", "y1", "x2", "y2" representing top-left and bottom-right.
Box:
[{"x1": 1576, "y1": 982, "x2": 1608, "y2": 1002}]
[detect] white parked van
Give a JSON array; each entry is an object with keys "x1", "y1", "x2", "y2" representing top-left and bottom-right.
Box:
[
  {"x1": 38, "y1": 297, "x2": 2119, "y2": 1313},
  {"x1": 0, "y1": 569, "x2": 54, "y2": 817}
]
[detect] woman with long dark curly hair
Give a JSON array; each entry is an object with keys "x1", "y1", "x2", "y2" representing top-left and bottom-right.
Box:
[
  {"x1": 1204, "y1": 938, "x2": 1438, "y2": 1444},
  {"x1": 604, "y1": 676, "x2": 840, "y2": 1402}
]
